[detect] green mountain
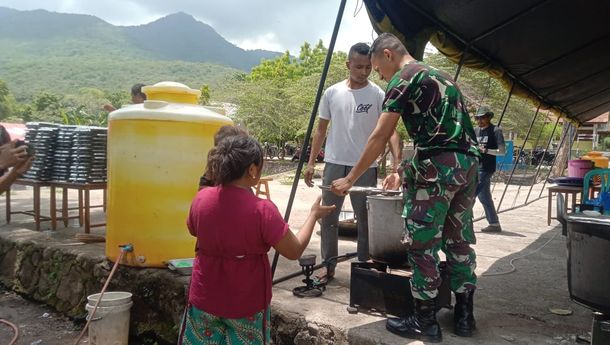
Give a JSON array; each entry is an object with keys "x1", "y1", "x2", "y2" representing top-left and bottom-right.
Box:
[
  {"x1": 124, "y1": 12, "x2": 279, "y2": 69},
  {"x1": 0, "y1": 7, "x2": 281, "y2": 101}
]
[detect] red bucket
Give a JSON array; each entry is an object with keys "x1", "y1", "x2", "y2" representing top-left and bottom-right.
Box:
[{"x1": 567, "y1": 159, "x2": 593, "y2": 178}]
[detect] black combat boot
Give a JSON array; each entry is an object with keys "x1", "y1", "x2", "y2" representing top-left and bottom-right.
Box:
[
  {"x1": 454, "y1": 290, "x2": 476, "y2": 337},
  {"x1": 386, "y1": 298, "x2": 442, "y2": 343}
]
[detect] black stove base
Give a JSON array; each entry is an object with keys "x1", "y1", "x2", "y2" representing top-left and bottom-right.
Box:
[
  {"x1": 591, "y1": 312, "x2": 610, "y2": 345},
  {"x1": 349, "y1": 261, "x2": 452, "y2": 317}
]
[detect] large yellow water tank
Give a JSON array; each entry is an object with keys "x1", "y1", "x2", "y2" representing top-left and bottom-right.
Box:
[{"x1": 106, "y1": 82, "x2": 233, "y2": 267}]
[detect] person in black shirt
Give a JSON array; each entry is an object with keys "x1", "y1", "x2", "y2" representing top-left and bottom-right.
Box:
[{"x1": 474, "y1": 106, "x2": 505, "y2": 232}]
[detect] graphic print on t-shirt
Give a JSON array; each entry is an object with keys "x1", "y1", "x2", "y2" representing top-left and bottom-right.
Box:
[{"x1": 356, "y1": 103, "x2": 373, "y2": 114}]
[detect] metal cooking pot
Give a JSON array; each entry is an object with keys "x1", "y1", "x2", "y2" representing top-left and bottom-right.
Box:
[
  {"x1": 558, "y1": 193, "x2": 610, "y2": 314},
  {"x1": 566, "y1": 213, "x2": 610, "y2": 314},
  {"x1": 367, "y1": 195, "x2": 409, "y2": 266}
]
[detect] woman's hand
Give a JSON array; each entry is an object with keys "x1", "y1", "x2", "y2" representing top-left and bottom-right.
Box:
[{"x1": 310, "y1": 196, "x2": 336, "y2": 219}]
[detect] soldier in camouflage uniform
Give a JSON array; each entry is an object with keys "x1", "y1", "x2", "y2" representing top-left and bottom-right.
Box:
[{"x1": 331, "y1": 33, "x2": 480, "y2": 343}]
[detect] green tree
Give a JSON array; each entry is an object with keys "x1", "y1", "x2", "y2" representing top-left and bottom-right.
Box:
[
  {"x1": 0, "y1": 80, "x2": 17, "y2": 119},
  {"x1": 62, "y1": 88, "x2": 109, "y2": 126},
  {"x1": 29, "y1": 91, "x2": 63, "y2": 122},
  {"x1": 236, "y1": 41, "x2": 352, "y2": 147},
  {"x1": 32, "y1": 92, "x2": 61, "y2": 112},
  {"x1": 104, "y1": 90, "x2": 129, "y2": 111}
]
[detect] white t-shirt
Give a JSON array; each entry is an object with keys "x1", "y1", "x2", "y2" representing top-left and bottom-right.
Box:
[{"x1": 319, "y1": 80, "x2": 385, "y2": 167}]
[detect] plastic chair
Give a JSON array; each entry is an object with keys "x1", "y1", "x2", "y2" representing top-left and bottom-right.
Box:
[{"x1": 582, "y1": 168, "x2": 610, "y2": 209}]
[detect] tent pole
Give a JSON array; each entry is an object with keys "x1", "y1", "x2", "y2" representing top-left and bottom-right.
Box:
[
  {"x1": 510, "y1": 109, "x2": 551, "y2": 207},
  {"x1": 538, "y1": 123, "x2": 572, "y2": 198},
  {"x1": 497, "y1": 104, "x2": 540, "y2": 211},
  {"x1": 525, "y1": 116, "x2": 560, "y2": 203},
  {"x1": 271, "y1": 0, "x2": 347, "y2": 278},
  {"x1": 489, "y1": 83, "x2": 515, "y2": 195},
  {"x1": 453, "y1": 45, "x2": 469, "y2": 81}
]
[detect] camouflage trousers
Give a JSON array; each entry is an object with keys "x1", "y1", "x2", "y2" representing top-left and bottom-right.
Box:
[{"x1": 402, "y1": 151, "x2": 479, "y2": 300}]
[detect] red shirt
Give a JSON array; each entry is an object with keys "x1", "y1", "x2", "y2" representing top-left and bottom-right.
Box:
[{"x1": 186, "y1": 185, "x2": 289, "y2": 318}]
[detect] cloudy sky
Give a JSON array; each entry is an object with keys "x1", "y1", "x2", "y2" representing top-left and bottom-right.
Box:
[{"x1": 0, "y1": 0, "x2": 378, "y2": 54}]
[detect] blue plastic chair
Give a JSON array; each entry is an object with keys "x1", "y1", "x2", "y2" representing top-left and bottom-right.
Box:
[{"x1": 582, "y1": 168, "x2": 610, "y2": 210}]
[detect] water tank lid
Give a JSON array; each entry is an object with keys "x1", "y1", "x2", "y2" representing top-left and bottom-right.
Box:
[{"x1": 142, "y1": 82, "x2": 201, "y2": 101}]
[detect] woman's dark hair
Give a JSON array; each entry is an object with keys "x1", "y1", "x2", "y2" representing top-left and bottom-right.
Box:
[
  {"x1": 199, "y1": 126, "x2": 249, "y2": 188},
  {"x1": 214, "y1": 125, "x2": 248, "y2": 145},
  {"x1": 207, "y1": 135, "x2": 263, "y2": 186}
]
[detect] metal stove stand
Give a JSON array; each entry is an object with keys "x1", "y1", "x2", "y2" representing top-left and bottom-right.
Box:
[{"x1": 348, "y1": 261, "x2": 452, "y2": 317}]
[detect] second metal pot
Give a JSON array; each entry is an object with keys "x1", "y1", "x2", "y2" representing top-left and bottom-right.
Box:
[{"x1": 367, "y1": 195, "x2": 409, "y2": 266}]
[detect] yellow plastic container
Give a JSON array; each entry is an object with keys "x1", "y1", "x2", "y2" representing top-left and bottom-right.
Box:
[
  {"x1": 581, "y1": 151, "x2": 609, "y2": 168},
  {"x1": 142, "y1": 81, "x2": 201, "y2": 104},
  {"x1": 106, "y1": 82, "x2": 232, "y2": 267}
]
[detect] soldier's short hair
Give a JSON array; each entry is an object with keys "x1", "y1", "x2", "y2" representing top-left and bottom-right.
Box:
[
  {"x1": 348, "y1": 42, "x2": 371, "y2": 60},
  {"x1": 369, "y1": 33, "x2": 408, "y2": 57}
]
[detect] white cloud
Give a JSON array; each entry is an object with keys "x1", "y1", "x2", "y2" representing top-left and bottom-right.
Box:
[
  {"x1": 0, "y1": 0, "x2": 384, "y2": 54},
  {"x1": 231, "y1": 32, "x2": 285, "y2": 52}
]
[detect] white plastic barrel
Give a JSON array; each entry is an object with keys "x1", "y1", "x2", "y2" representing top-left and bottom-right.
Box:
[{"x1": 86, "y1": 292, "x2": 133, "y2": 345}]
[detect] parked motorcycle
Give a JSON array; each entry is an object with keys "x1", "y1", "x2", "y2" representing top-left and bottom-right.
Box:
[{"x1": 291, "y1": 146, "x2": 324, "y2": 163}]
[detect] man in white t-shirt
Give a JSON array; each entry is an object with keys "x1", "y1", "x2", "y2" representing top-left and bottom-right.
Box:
[{"x1": 304, "y1": 42, "x2": 401, "y2": 283}]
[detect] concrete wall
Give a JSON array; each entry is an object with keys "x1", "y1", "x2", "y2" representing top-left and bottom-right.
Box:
[
  {"x1": 0, "y1": 234, "x2": 187, "y2": 343},
  {"x1": 0, "y1": 232, "x2": 350, "y2": 344}
]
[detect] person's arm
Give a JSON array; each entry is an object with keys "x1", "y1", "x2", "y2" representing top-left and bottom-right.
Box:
[
  {"x1": 331, "y1": 113, "x2": 401, "y2": 195},
  {"x1": 304, "y1": 119, "x2": 329, "y2": 187},
  {"x1": 388, "y1": 130, "x2": 402, "y2": 172},
  {"x1": 273, "y1": 196, "x2": 335, "y2": 259},
  {"x1": 0, "y1": 170, "x2": 19, "y2": 193},
  {"x1": 0, "y1": 156, "x2": 33, "y2": 193},
  {"x1": 0, "y1": 141, "x2": 27, "y2": 170},
  {"x1": 382, "y1": 130, "x2": 403, "y2": 190}
]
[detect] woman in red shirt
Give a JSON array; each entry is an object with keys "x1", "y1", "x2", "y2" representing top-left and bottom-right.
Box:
[{"x1": 180, "y1": 135, "x2": 334, "y2": 344}]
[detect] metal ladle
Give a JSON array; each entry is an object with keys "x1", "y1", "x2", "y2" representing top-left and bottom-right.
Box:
[{"x1": 317, "y1": 185, "x2": 401, "y2": 196}]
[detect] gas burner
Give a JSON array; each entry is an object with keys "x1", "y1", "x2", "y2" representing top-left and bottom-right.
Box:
[
  {"x1": 348, "y1": 261, "x2": 452, "y2": 316},
  {"x1": 292, "y1": 254, "x2": 325, "y2": 298}
]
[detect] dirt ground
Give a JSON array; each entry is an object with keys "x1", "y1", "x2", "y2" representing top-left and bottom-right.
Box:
[
  {"x1": 0, "y1": 284, "x2": 83, "y2": 345},
  {"x1": 0, "y1": 168, "x2": 599, "y2": 344}
]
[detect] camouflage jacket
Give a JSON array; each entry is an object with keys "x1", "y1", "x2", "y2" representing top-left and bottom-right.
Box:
[{"x1": 382, "y1": 61, "x2": 480, "y2": 159}]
